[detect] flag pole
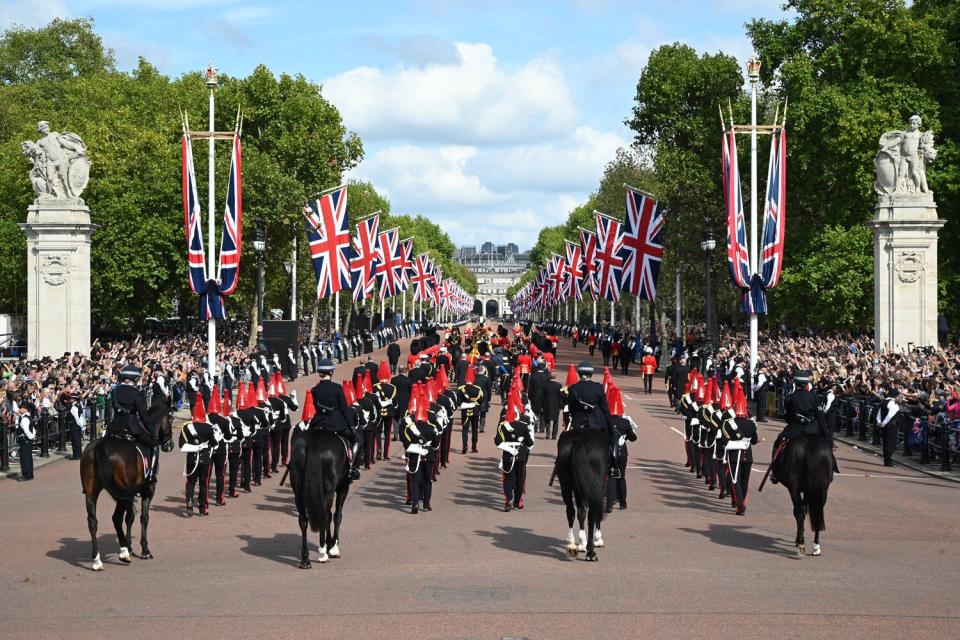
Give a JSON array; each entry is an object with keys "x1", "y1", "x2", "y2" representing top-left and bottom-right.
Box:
[
  {"x1": 206, "y1": 64, "x2": 218, "y2": 381},
  {"x1": 592, "y1": 298, "x2": 597, "y2": 325},
  {"x1": 748, "y1": 57, "x2": 761, "y2": 391},
  {"x1": 634, "y1": 296, "x2": 641, "y2": 333}
]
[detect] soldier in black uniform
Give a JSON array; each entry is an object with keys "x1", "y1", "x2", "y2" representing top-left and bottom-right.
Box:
[
  {"x1": 541, "y1": 371, "x2": 563, "y2": 439},
  {"x1": 474, "y1": 364, "x2": 492, "y2": 434},
  {"x1": 309, "y1": 359, "x2": 361, "y2": 480},
  {"x1": 109, "y1": 364, "x2": 159, "y2": 481},
  {"x1": 771, "y1": 370, "x2": 824, "y2": 483},
  {"x1": 495, "y1": 401, "x2": 535, "y2": 511},
  {"x1": 179, "y1": 404, "x2": 213, "y2": 516},
  {"x1": 221, "y1": 389, "x2": 242, "y2": 498},
  {"x1": 373, "y1": 362, "x2": 398, "y2": 460},
  {"x1": 671, "y1": 356, "x2": 690, "y2": 415},
  {"x1": 457, "y1": 367, "x2": 484, "y2": 454},
  {"x1": 401, "y1": 402, "x2": 439, "y2": 514},
  {"x1": 527, "y1": 362, "x2": 548, "y2": 433},
  {"x1": 567, "y1": 362, "x2": 620, "y2": 478},
  {"x1": 605, "y1": 394, "x2": 638, "y2": 511},
  {"x1": 720, "y1": 412, "x2": 758, "y2": 515},
  {"x1": 205, "y1": 389, "x2": 229, "y2": 506},
  {"x1": 387, "y1": 340, "x2": 402, "y2": 375}
]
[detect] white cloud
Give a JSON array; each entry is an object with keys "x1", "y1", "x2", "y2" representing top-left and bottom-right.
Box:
[
  {"x1": 0, "y1": 0, "x2": 69, "y2": 30},
  {"x1": 323, "y1": 42, "x2": 579, "y2": 145}
]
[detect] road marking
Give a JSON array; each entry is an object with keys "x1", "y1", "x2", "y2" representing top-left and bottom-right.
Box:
[
  {"x1": 669, "y1": 426, "x2": 684, "y2": 436},
  {"x1": 623, "y1": 394, "x2": 634, "y2": 401},
  {"x1": 526, "y1": 464, "x2": 658, "y2": 470}
]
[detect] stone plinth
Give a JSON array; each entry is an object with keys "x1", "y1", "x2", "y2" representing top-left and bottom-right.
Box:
[
  {"x1": 869, "y1": 192, "x2": 944, "y2": 351},
  {"x1": 19, "y1": 200, "x2": 98, "y2": 359}
]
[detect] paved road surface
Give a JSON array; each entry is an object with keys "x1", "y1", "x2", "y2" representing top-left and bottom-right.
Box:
[{"x1": 1, "y1": 331, "x2": 958, "y2": 639}]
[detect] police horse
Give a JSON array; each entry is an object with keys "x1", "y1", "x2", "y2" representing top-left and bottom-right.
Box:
[
  {"x1": 556, "y1": 428, "x2": 608, "y2": 561},
  {"x1": 80, "y1": 404, "x2": 173, "y2": 570},
  {"x1": 768, "y1": 435, "x2": 835, "y2": 557},
  {"x1": 288, "y1": 426, "x2": 352, "y2": 568}
]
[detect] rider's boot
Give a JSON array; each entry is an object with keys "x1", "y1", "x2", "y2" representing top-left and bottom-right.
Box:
[
  {"x1": 349, "y1": 443, "x2": 361, "y2": 481},
  {"x1": 148, "y1": 446, "x2": 159, "y2": 483},
  {"x1": 609, "y1": 448, "x2": 621, "y2": 479}
]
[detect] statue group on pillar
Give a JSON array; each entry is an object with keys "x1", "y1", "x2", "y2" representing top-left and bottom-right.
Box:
[
  {"x1": 875, "y1": 115, "x2": 937, "y2": 196},
  {"x1": 21, "y1": 121, "x2": 91, "y2": 202}
]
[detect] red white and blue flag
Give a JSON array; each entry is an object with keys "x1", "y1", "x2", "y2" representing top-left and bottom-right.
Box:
[
  {"x1": 760, "y1": 127, "x2": 786, "y2": 290},
  {"x1": 411, "y1": 253, "x2": 433, "y2": 303},
  {"x1": 399, "y1": 238, "x2": 414, "y2": 292},
  {"x1": 578, "y1": 227, "x2": 599, "y2": 300},
  {"x1": 303, "y1": 185, "x2": 351, "y2": 299},
  {"x1": 549, "y1": 254, "x2": 566, "y2": 304},
  {"x1": 594, "y1": 212, "x2": 624, "y2": 302},
  {"x1": 564, "y1": 240, "x2": 584, "y2": 302},
  {"x1": 723, "y1": 129, "x2": 751, "y2": 293},
  {"x1": 182, "y1": 133, "x2": 206, "y2": 296},
  {"x1": 619, "y1": 187, "x2": 665, "y2": 301},
  {"x1": 216, "y1": 131, "x2": 243, "y2": 297},
  {"x1": 350, "y1": 212, "x2": 380, "y2": 302},
  {"x1": 374, "y1": 227, "x2": 404, "y2": 300}
]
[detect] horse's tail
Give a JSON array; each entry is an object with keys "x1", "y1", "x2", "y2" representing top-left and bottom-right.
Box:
[
  {"x1": 571, "y1": 436, "x2": 604, "y2": 509},
  {"x1": 303, "y1": 431, "x2": 326, "y2": 533},
  {"x1": 805, "y1": 440, "x2": 832, "y2": 532}
]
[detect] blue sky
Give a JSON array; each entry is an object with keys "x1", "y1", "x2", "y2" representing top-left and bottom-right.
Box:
[{"x1": 3, "y1": 0, "x2": 789, "y2": 248}]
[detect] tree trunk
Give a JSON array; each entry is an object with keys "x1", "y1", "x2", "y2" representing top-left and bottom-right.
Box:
[{"x1": 308, "y1": 298, "x2": 319, "y2": 343}]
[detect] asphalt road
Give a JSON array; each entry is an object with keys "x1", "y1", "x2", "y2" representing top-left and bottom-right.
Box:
[{"x1": 1, "y1": 330, "x2": 958, "y2": 640}]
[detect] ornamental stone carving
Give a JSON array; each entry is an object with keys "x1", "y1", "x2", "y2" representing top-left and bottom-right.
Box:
[
  {"x1": 21, "y1": 121, "x2": 91, "y2": 203},
  {"x1": 874, "y1": 115, "x2": 936, "y2": 196},
  {"x1": 895, "y1": 251, "x2": 923, "y2": 284},
  {"x1": 40, "y1": 253, "x2": 69, "y2": 287}
]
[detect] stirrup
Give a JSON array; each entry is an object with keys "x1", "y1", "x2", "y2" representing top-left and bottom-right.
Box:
[
  {"x1": 609, "y1": 466, "x2": 621, "y2": 479},
  {"x1": 349, "y1": 466, "x2": 361, "y2": 481}
]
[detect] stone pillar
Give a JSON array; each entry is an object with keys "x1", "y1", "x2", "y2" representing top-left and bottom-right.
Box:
[
  {"x1": 869, "y1": 193, "x2": 944, "y2": 351},
  {"x1": 19, "y1": 201, "x2": 98, "y2": 359}
]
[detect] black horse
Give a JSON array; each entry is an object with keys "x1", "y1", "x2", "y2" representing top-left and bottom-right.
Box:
[
  {"x1": 288, "y1": 428, "x2": 351, "y2": 568},
  {"x1": 770, "y1": 435, "x2": 834, "y2": 557},
  {"x1": 80, "y1": 404, "x2": 173, "y2": 570},
  {"x1": 556, "y1": 428, "x2": 608, "y2": 561}
]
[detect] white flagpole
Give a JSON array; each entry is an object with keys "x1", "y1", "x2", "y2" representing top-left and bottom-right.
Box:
[
  {"x1": 206, "y1": 65, "x2": 217, "y2": 381},
  {"x1": 335, "y1": 294, "x2": 340, "y2": 333},
  {"x1": 610, "y1": 299, "x2": 615, "y2": 326},
  {"x1": 592, "y1": 298, "x2": 597, "y2": 325},
  {"x1": 634, "y1": 296, "x2": 641, "y2": 332},
  {"x1": 748, "y1": 58, "x2": 760, "y2": 387}
]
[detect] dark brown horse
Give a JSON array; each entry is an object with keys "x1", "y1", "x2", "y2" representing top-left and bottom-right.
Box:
[
  {"x1": 556, "y1": 428, "x2": 608, "y2": 561},
  {"x1": 80, "y1": 404, "x2": 173, "y2": 571},
  {"x1": 770, "y1": 434, "x2": 834, "y2": 557}
]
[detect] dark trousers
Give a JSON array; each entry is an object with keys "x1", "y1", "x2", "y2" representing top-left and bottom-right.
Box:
[
  {"x1": 185, "y1": 460, "x2": 210, "y2": 512},
  {"x1": 18, "y1": 439, "x2": 33, "y2": 479},
  {"x1": 269, "y1": 428, "x2": 283, "y2": 472},
  {"x1": 606, "y1": 456, "x2": 627, "y2": 507},
  {"x1": 362, "y1": 429, "x2": 376, "y2": 469},
  {"x1": 729, "y1": 458, "x2": 752, "y2": 512},
  {"x1": 211, "y1": 450, "x2": 226, "y2": 503},
  {"x1": 588, "y1": 345, "x2": 596, "y2": 356},
  {"x1": 227, "y1": 450, "x2": 240, "y2": 496},
  {"x1": 441, "y1": 426, "x2": 452, "y2": 466},
  {"x1": 381, "y1": 417, "x2": 393, "y2": 459},
  {"x1": 503, "y1": 459, "x2": 527, "y2": 506},
  {"x1": 882, "y1": 423, "x2": 898, "y2": 464},
  {"x1": 601, "y1": 353, "x2": 610, "y2": 366},
  {"x1": 611, "y1": 354, "x2": 620, "y2": 370},
  {"x1": 280, "y1": 426, "x2": 291, "y2": 466},
  {"x1": 69, "y1": 423, "x2": 83, "y2": 459},
  {"x1": 755, "y1": 392, "x2": 768, "y2": 421},
  {"x1": 240, "y1": 446, "x2": 253, "y2": 490},
  {"x1": 543, "y1": 416, "x2": 559, "y2": 439},
  {"x1": 462, "y1": 413, "x2": 479, "y2": 451},
  {"x1": 643, "y1": 373, "x2": 653, "y2": 394},
  {"x1": 256, "y1": 432, "x2": 269, "y2": 479},
  {"x1": 621, "y1": 360, "x2": 630, "y2": 376},
  {"x1": 410, "y1": 462, "x2": 433, "y2": 508}
]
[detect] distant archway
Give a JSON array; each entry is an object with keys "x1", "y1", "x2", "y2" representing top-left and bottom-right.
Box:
[
  {"x1": 485, "y1": 299, "x2": 499, "y2": 318},
  {"x1": 472, "y1": 299, "x2": 483, "y2": 316}
]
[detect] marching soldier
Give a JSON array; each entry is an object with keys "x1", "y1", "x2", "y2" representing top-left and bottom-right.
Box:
[
  {"x1": 373, "y1": 361, "x2": 398, "y2": 460},
  {"x1": 221, "y1": 388, "x2": 242, "y2": 498},
  {"x1": 605, "y1": 386, "x2": 638, "y2": 511},
  {"x1": 457, "y1": 365, "x2": 484, "y2": 454},
  {"x1": 180, "y1": 400, "x2": 213, "y2": 516},
  {"x1": 641, "y1": 348, "x2": 657, "y2": 394},
  {"x1": 402, "y1": 398, "x2": 439, "y2": 514},
  {"x1": 495, "y1": 395, "x2": 534, "y2": 511},
  {"x1": 205, "y1": 387, "x2": 228, "y2": 506},
  {"x1": 720, "y1": 403, "x2": 758, "y2": 515},
  {"x1": 16, "y1": 403, "x2": 35, "y2": 481},
  {"x1": 474, "y1": 361, "x2": 492, "y2": 434},
  {"x1": 541, "y1": 371, "x2": 563, "y2": 440}
]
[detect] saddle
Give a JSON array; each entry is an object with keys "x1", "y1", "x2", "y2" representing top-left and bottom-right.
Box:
[{"x1": 106, "y1": 432, "x2": 152, "y2": 477}]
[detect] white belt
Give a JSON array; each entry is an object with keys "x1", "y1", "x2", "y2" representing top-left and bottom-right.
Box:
[
  {"x1": 460, "y1": 402, "x2": 477, "y2": 409},
  {"x1": 406, "y1": 443, "x2": 428, "y2": 456},
  {"x1": 725, "y1": 440, "x2": 751, "y2": 451},
  {"x1": 497, "y1": 441, "x2": 522, "y2": 455}
]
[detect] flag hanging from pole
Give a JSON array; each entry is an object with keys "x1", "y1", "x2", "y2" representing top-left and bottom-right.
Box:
[
  {"x1": 216, "y1": 129, "x2": 243, "y2": 297},
  {"x1": 619, "y1": 186, "x2": 665, "y2": 301},
  {"x1": 182, "y1": 133, "x2": 207, "y2": 296},
  {"x1": 398, "y1": 238, "x2": 414, "y2": 292},
  {"x1": 594, "y1": 212, "x2": 624, "y2": 302},
  {"x1": 303, "y1": 185, "x2": 351, "y2": 299},
  {"x1": 578, "y1": 227, "x2": 599, "y2": 300},
  {"x1": 350, "y1": 213, "x2": 380, "y2": 302},
  {"x1": 374, "y1": 227, "x2": 403, "y2": 300},
  {"x1": 411, "y1": 253, "x2": 432, "y2": 303},
  {"x1": 564, "y1": 240, "x2": 584, "y2": 302},
  {"x1": 760, "y1": 127, "x2": 786, "y2": 290}
]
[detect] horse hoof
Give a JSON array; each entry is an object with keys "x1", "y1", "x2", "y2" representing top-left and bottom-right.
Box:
[
  {"x1": 140, "y1": 552, "x2": 153, "y2": 560},
  {"x1": 317, "y1": 553, "x2": 329, "y2": 564},
  {"x1": 298, "y1": 560, "x2": 312, "y2": 570},
  {"x1": 812, "y1": 544, "x2": 822, "y2": 556},
  {"x1": 566, "y1": 546, "x2": 578, "y2": 558},
  {"x1": 118, "y1": 547, "x2": 132, "y2": 564},
  {"x1": 328, "y1": 544, "x2": 340, "y2": 558},
  {"x1": 586, "y1": 551, "x2": 599, "y2": 562},
  {"x1": 797, "y1": 544, "x2": 806, "y2": 557},
  {"x1": 595, "y1": 537, "x2": 605, "y2": 548},
  {"x1": 91, "y1": 554, "x2": 103, "y2": 572}
]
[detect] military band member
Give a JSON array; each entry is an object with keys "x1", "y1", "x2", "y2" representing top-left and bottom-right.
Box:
[
  {"x1": 720, "y1": 407, "x2": 758, "y2": 515},
  {"x1": 495, "y1": 396, "x2": 534, "y2": 511},
  {"x1": 605, "y1": 387, "x2": 638, "y2": 511},
  {"x1": 457, "y1": 366, "x2": 484, "y2": 454},
  {"x1": 403, "y1": 400, "x2": 439, "y2": 514},
  {"x1": 180, "y1": 400, "x2": 213, "y2": 516},
  {"x1": 373, "y1": 361, "x2": 398, "y2": 460},
  {"x1": 205, "y1": 387, "x2": 228, "y2": 506}
]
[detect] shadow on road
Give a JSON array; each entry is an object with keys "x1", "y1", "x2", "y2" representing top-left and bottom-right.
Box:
[
  {"x1": 47, "y1": 536, "x2": 125, "y2": 568},
  {"x1": 473, "y1": 525, "x2": 565, "y2": 559},
  {"x1": 236, "y1": 532, "x2": 305, "y2": 567},
  {"x1": 355, "y1": 463, "x2": 407, "y2": 512},
  {"x1": 678, "y1": 524, "x2": 794, "y2": 558}
]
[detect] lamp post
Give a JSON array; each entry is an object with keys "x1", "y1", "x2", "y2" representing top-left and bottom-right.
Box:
[
  {"x1": 700, "y1": 218, "x2": 717, "y2": 350},
  {"x1": 675, "y1": 263, "x2": 688, "y2": 341},
  {"x1": 253, "y1": 216, "x2": 266, "y2": 351}
]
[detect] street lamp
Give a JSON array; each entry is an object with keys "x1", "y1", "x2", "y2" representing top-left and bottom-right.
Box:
[
  {"x1": 253, "y1": 216, "x2": 266, "y2": 351},
  {"x1": 675, "y1": 263, "x2": 688, "y2": 341},
  {"x1": 700, "y1": 218, "x2": 717, "y2": 350}
]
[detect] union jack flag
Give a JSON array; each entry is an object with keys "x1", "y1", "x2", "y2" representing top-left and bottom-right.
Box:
[
  {"x1": 594, "y1": 211, "x2": 624, "y2": 302},
  {"x1": 619, "y1": 187, "x2": 665, "y2": 301},
  {"x1": 549, "y1": 254, "x2": 566, "y2": 304},
  {"x1": 350, "y1": 213, "x2": 379, "y2": 302},
  {"x1": 303, "y1": 185, "x2": 351, "y2": 299},
  {"x1": 430, "y1": 265, "x2": 443, "y2": 307},
  {"x1": 723, "y1": 129, "x2": 751, "y2": 291},
  {"x1": 578, "y1": 227, "x2": 599, "y2": 299},
  {"x1": 181, "y1": 134, "x2": 206, "y2": 296},
  {"x1": 398, "y1": 238, "x2": 414, "y2": 292},
  {"x1": 564, "y1": 240, "x2": 584, "y2": 302},
  {"x1": 411, "y1": 253, "x2": 433, "y2": 303},
  {"x1": 217, "y1": 131, "x2": 243, "y2": 296},
  {"x1": 375, "y1": 228, "x2": 404, "y2": 300},
  {"x1": 761, "y1": 127, "x2": 786, "y2": 290}
]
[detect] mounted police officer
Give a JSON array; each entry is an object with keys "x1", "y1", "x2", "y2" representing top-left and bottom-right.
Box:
[
  {"x1": 308, "y1": 359, "x2": 361, "y2": 480},
  {"x1": 110, "y1": 364, "x2": 159, "y2": 482},
  {"x1": 771, "y1": 369, "x2": 823, "y2": 483},
  {"x1": 567, "y1": 362, "x2": 620, "y2": 478}
]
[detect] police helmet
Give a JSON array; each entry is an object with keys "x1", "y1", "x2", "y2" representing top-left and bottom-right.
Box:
[
  {"x1": 119, "y1": 364, "x2": 141, "y2": 380},
  {"x1": 576, "y1": 361, "x2": 594, "y2": 375},
  {"x1": 317, "y1": 359, "x2": 336, "y2": 375}
]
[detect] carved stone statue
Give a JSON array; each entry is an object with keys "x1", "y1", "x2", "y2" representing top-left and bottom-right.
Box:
[
  {"x1": 21, "y1": 121, "x2": 91, "y2": 202},
  {"x1": 874, "y1": 115, "x2": 936, "y2": 196}
]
